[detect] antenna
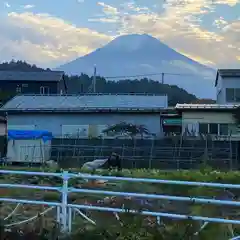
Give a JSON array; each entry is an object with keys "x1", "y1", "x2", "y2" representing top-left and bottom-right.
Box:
[{"x1": 93, "y1": 64, "x2": 96, "y2": 93}]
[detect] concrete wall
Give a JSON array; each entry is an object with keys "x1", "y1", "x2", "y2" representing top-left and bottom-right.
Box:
[
  {"x1": 7, "y1": 113, "x2": 163, "y2": 138},
  {"x1": 217, "y1": 76, "x2": 240, "y2": 104}
]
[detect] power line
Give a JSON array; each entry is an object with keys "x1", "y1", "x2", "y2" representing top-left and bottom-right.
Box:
[{"x1": 104, "y1": 72, "x2": 208, "y2": 79}]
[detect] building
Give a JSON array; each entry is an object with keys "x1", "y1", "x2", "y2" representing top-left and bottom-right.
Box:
[
  {"x1": 215, "y1": 69, "x2": 240, "y2": 104},
  {"x1": 0, "y1": 71, "x2": 65, "y2": 95},
  {"x1": 171, "y1": 69, "x2": 240, "y2": 140},
  {"x1": 1, "y1": 94, "x2": 168, "y2": 138},
  {"x1": 176, "y1": 104, "x2": 240, "y2": 140}
]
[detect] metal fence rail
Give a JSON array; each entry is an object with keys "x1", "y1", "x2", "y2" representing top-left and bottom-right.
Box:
[{"x1": 0, "y1": 169, "x2": 240, "y2": 239}]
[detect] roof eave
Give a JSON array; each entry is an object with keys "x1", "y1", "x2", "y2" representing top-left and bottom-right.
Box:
[
  {"x1": 175, "y1": 108, "x2": 235, "y2": 112},
  {"x1": 1, "y1": 108, "x2": 164, "y2": 114}
]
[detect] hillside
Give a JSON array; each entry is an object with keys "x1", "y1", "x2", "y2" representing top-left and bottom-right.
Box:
[
  {"x1": 64, "y1": 74, "x2": 197, "y2": 106},
  {"x1": 0, "y1": 60, "x2": 197, "y2": 105},
  {"x1": 57, "y1": 34, "x2": 216, "y2": 98}
]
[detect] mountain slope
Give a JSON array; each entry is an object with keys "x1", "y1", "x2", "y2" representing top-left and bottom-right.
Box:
[{"x1": 57, "y1": 34, "x2": 216, "y2": 98}]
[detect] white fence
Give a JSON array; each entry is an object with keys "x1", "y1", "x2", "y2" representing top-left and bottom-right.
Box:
[{"x1": 0, "y1": 170, "x2": 240, "y2": 239}]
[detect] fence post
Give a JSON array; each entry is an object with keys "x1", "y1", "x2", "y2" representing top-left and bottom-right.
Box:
[{"x1": 61, "y1": 171, "x2": 69, "y2": 232}]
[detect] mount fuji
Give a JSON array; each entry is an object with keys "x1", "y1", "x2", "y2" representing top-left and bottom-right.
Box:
[{"x1": 56, "y1": 34, "x2": 216, "y2": 98}]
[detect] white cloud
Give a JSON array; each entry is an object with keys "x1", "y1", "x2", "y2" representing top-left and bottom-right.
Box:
[
  {"x1": 95, "y1": 1, "x2": 240, "y2": 68},
  {"x1": 23, "y1": 5, "x2": 35, "y2": 9},
  {"x1": 97, "y1": 2, "x2": 119, "y2": 15},
  {"x1": 213, "y1": 17, "x2": 228, "y2": 28},
  {"x1": 4, "y1": 2, "x2": 10, "y2": 8},
  {"x1": 0, "y1": 1, "x2": 239, "y2": 69},
  {"x1": 0, "y1": 12, "x2": 113, "y2": 67},
  {"x1": 77, "y1": 0, "x2": 84, "y2": 3}
]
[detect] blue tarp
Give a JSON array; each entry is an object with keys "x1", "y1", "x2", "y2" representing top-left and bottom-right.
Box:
[{"x1": 8, "y1": 130, "x2": 53, "y2": 142}]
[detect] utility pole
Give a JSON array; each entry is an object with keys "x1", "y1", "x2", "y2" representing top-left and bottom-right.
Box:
[
  {"x1": 161, "y1": 72, "x2": 165, "y2": 84},
  {"x1": 93, "y1": 64, "x2": 96, "y2": 93}
]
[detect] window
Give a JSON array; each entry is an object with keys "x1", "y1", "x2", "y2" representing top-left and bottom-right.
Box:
[
  {"x1": 199, "y1": 123, "x2": 208, "y2": 134},
  {"x1": 219, "y1": 124, "x2": 228, "y2": 135},
  {"x1": 236, "y1": 89, "x2": 240, "y2": 102},
  {"x1": 226, "y1": 88, "x2": 240, "y2": 102},
  {"x1": 226, "y1": 88, "x2": 234, "y2": 102},
  {"x1": 199, "y1": 123, "x2": 230, "y2": 136},
  {"x1": 40, "y1": 86, "x2": 50, "y2": 95},
  {"x1": 209, "y1": 123, "x2": 218, "y2": 134}
]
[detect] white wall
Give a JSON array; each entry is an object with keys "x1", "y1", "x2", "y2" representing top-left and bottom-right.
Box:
[
  {"x1": 7, "y1": 113, "x2": 163, "y2": 138},
  {"x1": 182, "y1": 111, "x2": 239, "y2": 137},
  {"x1": 182, "y1": 112, "x2": 235, "y2": 124},
  {"x1": 216, "y1": 76, "x2": 240, "y2": 104}
]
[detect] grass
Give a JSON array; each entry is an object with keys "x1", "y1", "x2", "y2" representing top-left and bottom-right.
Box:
[{"x1": 0, "y1": 166, "x2": 240, "y2": 239}]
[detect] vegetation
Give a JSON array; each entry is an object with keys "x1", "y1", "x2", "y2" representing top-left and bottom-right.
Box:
[
  {"x1": 0, "y1": 167, "x2": 240, "y2": 239},
  {"x1": 0, "y1": 60, "x2": 197, "y2": 106},
  {"x1": 102, "y1": 122, "x2": 153, "y2": 138}
]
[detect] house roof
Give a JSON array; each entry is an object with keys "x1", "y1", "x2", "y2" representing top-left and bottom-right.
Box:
[
  {"x1": 215, "y1": 69, "x2": 240, "y2": 86},
  {"x1": 0, "y1": 71, "x2": 64, "y2": 82},
  {"x1": 1, "y1": 94, "x2": 168, "y2": 113},
  {"x1": 175, "y1": 103, "x2": 240, "y2": 111}
]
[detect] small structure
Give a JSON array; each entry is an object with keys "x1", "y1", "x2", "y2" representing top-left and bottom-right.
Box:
[
  {"x1": 1, "y1": 94, "x2": 168, "y2": 138},
  {"x1": 0, "y1": 70, "x2": 65, "y2": 95},
  {"x1": 7, "y1": 130, "x2": 52, "y2": 163},
  {"x1": 176, "y1": 103, "x2": 240, "y2": 140}
]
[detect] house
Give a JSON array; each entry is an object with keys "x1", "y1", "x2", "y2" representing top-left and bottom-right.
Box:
[
  {"x1": 215, "y1": 69, "x2": 240, "y2": 104},
  {"x1": 171, "y1": 69, "x2": 240, "y2": 140},
  {"x1": 175, "y1": 103, "x2": 240, "y2": 140},
  {"x1": 0, "y1": 71, "x2": 65, "y2": 95},
  {"x1": 1, "y1": 93, "x2": 168, "y2": 138}
]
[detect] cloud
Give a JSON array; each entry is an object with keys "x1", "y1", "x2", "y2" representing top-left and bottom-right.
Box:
[
  {"x1": 213, "y1": 17, "x2": 228, "y2": 28},
  {"x1": 95, "y1": 1, "x2": 240, "y2": 68},
  {"x1": 0, "y1": 12, "x2": 113, "y2": 67},
  {"x1": 0, "y1": 1, "x2": 239, "y2": 69},
  {"x1": 23, "y1": 5, "x2": 35, "y2": 9},
  {"x1": 97, "y1": 2, "x2": 119, "y2": 15},
  {"x1": 4, "y1": 2, "x2": 10, "y2": 8}
]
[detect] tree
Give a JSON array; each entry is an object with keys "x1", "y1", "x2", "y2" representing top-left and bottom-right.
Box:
[{"x1": 102, "y1": 122, "x2": 153, "y2": 139}]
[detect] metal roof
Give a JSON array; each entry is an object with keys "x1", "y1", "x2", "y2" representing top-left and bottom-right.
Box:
[
  {"x1": 215, "y1": 69, "x2": 240, "y2": 86},
  {"x1": 0, "y1": 71, "x2": 64, "y2": 82},
  {"x1": 1, "y1": 94, "x2": 168, "y2": 112},
  {"x1": 176, "y1": 103, "x2": 240, "y2": 110}
]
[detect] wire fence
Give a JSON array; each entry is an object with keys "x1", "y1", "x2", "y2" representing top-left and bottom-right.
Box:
[{"x1": 10, "y1": 140, "x2": 239, "y2": 170}]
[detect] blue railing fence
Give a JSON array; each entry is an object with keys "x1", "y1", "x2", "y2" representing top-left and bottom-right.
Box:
[{"x1": 0, "y1": 169, "x2": 239, "y2": 238}]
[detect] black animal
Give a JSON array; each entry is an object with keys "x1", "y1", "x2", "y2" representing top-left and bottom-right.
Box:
[{"x1": 107, "y1": 152, "x2": 122, "y2": 171}]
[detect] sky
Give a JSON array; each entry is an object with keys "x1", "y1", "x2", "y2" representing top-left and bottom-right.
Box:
[{"x1": 0, "y1": 0, "x2": 239, "y2": 69}]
